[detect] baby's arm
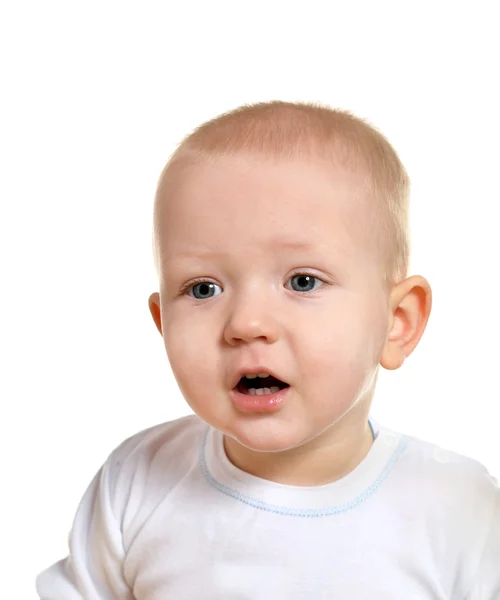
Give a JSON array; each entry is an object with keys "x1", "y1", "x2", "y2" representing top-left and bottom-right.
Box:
[
  {"x1": 36, "y1": 455, "x2": 134, "y2": 600},
  {"x1": 466, "y1": 481, "x2": 500, "y2": 599}
]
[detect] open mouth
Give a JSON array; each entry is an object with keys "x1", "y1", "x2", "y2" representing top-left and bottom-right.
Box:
[{"x1": 236, "y1": 375, "x2": 290, "y2": 396}]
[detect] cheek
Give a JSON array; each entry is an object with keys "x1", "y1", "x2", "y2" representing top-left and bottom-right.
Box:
[
  {"x1": 297, "y1": 303, "x2": 380, "y2": 374},
  {"x1": 163, "y1": 316, "x2": 218, "y2": 390}
]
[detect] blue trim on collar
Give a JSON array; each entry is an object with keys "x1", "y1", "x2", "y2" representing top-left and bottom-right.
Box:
[
  {"x1": 199, "y1": 424, "x2": 406, "y2": 518},
  {"x1": 368, "y1": 418, "x2": 376, "y2": 441}
]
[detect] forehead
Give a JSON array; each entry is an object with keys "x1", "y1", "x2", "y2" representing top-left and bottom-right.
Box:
[{"x1": 157, "y1": 155, "x2": 375, "y2": 265}]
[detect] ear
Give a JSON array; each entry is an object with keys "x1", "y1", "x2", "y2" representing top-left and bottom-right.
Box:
[
  {"x1": 380, "y1": 275, "x2": 432, "y2": 370},
  {"x1": 148, "y1": 292, "x2": 163, "y2": 336}
]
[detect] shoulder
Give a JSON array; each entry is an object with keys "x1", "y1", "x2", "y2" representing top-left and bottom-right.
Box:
[
  {"x1": 400, "y1": 430, "x2": 497, "y2": 493},
  {"x1": 395, "y1": 429, "x2": 497, "y2": 559},
  {"x1": 382, "y1": 427, "x2": 499, "y2": 592},
  {"x1": 376, "y1": 422, "x2": 498, "y2": 538},
  {"x1": 101, "y1": 414, "x2": 207, "y2": 508},
  {"x1": 396, "y1": 430, "x2": 498, "y2": 513},
  {"x1": 109, "y1": 413, "x2": 206, "y2": 469}
]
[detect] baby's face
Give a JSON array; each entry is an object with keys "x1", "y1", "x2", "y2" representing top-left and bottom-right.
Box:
[{"x1": 154, "y1": 154, "x2": 390, "y2": 453}]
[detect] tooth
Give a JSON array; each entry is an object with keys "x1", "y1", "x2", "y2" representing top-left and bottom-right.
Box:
[
  {"x1": 245, "y1": 374, "x2": 258, "y2": 379},
  {"x1": 257, "y1": 372, "x2": 270, "y2": 378},
  {"x1": 245, "y1": 386, "x2": 281, "y2": 396},
  {"x1": 255, "y1": 387, "x2": 273, "y2": 395}
]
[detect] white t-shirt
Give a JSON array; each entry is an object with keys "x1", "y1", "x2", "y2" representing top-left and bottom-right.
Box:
[{"x1": 36, "y1": 415, "x2": 500, "y2": 599}]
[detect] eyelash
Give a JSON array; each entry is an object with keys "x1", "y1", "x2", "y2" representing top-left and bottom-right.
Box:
[{"x1": 179, "y1": 272, "x2": 326, "y2": 297}]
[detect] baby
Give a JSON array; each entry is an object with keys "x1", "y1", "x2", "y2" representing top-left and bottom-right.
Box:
[{"x1": 37, "y1": 101, "x2": 499, "y2": 598}]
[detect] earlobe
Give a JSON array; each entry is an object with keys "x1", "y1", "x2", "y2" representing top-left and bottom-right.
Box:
[
  {"x1": 380, "y1": 275, "x2": 432, "y2": 370},
  {"x1": 148, "y1": 292, "x2": 163, "y2": 336}
]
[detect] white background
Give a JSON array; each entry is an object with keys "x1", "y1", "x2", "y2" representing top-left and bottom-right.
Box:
[{"x1": 1, "y1": 1, "x2": 499, "y2": 596}]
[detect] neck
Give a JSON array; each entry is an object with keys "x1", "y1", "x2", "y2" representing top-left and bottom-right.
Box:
[{"x1": 223, "y1": 418, "x2": 375, "y2": 487}]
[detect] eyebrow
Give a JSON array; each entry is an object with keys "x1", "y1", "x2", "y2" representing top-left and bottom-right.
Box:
[{"x1": 171, "y1": 239, "x2": 317, "y2": 260}]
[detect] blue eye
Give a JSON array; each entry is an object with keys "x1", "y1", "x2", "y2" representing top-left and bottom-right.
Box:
[
  {"x1": 184, "y1": 273, "x2": 324, "y2": 299},
  {"x1": 288, "y1": 274, "x2": 323, "y2": 293},
  {"x1": 188, "y1": 281, "x2": 223, "y2": 299}
]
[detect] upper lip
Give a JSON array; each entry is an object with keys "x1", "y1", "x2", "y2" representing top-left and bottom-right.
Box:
[{"x1": 230, "y1": 366, "x2": 289, "y2": 390}]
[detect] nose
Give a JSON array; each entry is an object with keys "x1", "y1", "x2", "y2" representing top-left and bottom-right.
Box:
[{"x1": 223, "y1": 291, "x2": 280, "y2": 346}]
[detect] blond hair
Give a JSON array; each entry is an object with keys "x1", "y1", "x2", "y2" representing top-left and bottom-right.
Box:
[{"x1": 153, "y1": 101, "x2": 410, "y2": 288}]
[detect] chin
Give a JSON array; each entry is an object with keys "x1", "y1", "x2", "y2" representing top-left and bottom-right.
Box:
[{"x1": 227, "y1": 421, "x2": 315, "y2": 454}]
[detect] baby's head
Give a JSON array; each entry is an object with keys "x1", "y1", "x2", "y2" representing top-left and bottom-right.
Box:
[{"x1": 149, "y1": 101, "x2": 431, "y2": 462}]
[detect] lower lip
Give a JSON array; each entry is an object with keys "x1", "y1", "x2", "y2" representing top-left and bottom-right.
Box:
[{"x1": 230, "y1": 386, "x2": 290, "y2": 413}]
